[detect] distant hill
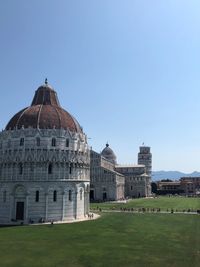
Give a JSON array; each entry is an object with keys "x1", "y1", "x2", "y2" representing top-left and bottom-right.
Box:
[{"x1": 152, "y1": 171, "x2": 200, "y2": 181}]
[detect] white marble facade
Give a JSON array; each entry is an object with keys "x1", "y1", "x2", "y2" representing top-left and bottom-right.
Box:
[
  {"x1": 0, "y1": 83, "x2": 90, "y2": 224},
  {"x1": 90, "y1": 150, "x2": 125, "y2": 201},
  {"x1": 90, "y1": 144, "x2": 152, "y2": 201}
]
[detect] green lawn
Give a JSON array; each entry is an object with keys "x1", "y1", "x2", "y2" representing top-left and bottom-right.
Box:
[
  {"x1": 90, "y1": 196, "x2": 200, "y2": 211},
  {"x1": 0, "y1": 212, "x2": 200, "y2": 267}
]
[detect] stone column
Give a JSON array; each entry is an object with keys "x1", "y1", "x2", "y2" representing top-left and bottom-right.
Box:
[
  {"x1": 11, "y1": 163, "x2": 14, "y2": 181},
  {"x1": 45, "y1": 193, "x2": 48, "y2": 221},
  {"x1": 87, "y1": 191, "x2": 90, "y2": 214},
  {"x1": 62, "y1": 192, "x2": 65, "y2": 221},
  {"x1": 85, "y1": 187, "x2": 89, "y2": 215},
  {"x1": 9, "y1": 194, "x2": 14, "y2": 222},
  {"x1": 25, "y1": 193, "x2": 29, "y2": 222},
  {"x1": 74, "y1": 191, "x2": 78, "y2": 219},
  {"x1": 84, "y1": 191, "x2": 87, "y2": 216},
  {"x1": 58, "y1": 162, "x2": 61, "y2": 180}
]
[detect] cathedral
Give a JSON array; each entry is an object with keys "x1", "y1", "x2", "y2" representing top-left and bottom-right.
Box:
[
  {"x1": 90, "y1": 144, "x2": 152, "y2": 201},
  {"x1": 0, "y1": 80, "x2": 90, "y2": 224}
]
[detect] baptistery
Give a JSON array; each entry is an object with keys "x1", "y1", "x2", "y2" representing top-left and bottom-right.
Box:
[{"x1": 0, "y1": 80, "x2": 90, "y2": 224}]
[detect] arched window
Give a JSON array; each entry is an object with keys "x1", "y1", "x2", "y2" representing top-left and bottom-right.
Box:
[
  {"x1": 36, "y1": 137, "x2": 40, "y2": 146},
  {"x1": 20, "y1": 138, "x2": 24, "y2": 146},
  {"x1": 52, "y1": 138, "x2": 56, "y2": 147},
  {"x1": 3, "y1": 191, "x2": 6, "y2": 202},
  {"x1": 48, "y1": 163, "x2": 53, "y2": 174},
  {"x1": 69, "y1": 164, "x2": 72, "y2": 174},
  {"x1": 19, "y1": 163, "x2": 23, "y2": 175},
  {"x1": 53, "y1": 190, "x2": 57, "y2": 202},
  {"x1": 80, "y1": 189, "x2": 83, "y2": 200},
  {"x1": 66, "y1": 139, "x2": 69, "y2": 147},
  {"x1": 69, "y1": 190, "x2": 72, "y2": 201},
  {"x1": 35, "y1": 190, "x2": 39, "y2": 202}
]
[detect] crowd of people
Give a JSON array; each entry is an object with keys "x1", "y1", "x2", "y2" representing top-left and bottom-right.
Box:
[{"x1": 92, "y1": 206, "x2": 200, "y2": 214}]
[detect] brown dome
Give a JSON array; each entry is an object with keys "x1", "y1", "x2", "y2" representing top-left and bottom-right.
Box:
[{"x1": 6, "y1": 80, "x2": 82, "y2": 132}]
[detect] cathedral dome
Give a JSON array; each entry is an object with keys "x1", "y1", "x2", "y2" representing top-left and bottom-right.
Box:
[
  {"x1": 6, "y1": 80, "x2": 82, "y2": 133},
  {"x1": 101, "y1": 143, "x2": 117, "y2": 164}
]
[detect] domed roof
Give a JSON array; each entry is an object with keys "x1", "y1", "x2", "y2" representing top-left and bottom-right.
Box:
[
  {"x1": 6, "y1": 80, "x2": 82, "y2": 133},
  {"x1": 101, "y1": 143, "x2": 117, "y2": 164}
]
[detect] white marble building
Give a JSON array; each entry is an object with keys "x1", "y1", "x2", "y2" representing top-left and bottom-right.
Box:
[
  {"x1": 116, "y1": 164, "x2": 151, "y2": 198},
  {"x1": 90, "y1": 144, "x2": 152, "y2": 201},
  {"x1": 90, "y1": 149, "x2": 125, "y2": 201},
  {"x1": 0, "y1": 80, "x2": 90, "y2": 224}
]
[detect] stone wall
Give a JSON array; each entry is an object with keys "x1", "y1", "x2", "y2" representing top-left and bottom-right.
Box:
[
  {"x1": 0, "y1": 128, "x2": 90, "y2": 224},
  {"x1": 116, "y1": 166, "x2": 151, "y2": 198},
  {"x1": 90, "y1": 150, "x2": 125, "y2": 201},
  {"x1": 0, "y1": 181, "x2": 90, "y2": 223}
]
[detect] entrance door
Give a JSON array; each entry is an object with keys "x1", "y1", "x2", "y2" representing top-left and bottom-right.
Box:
[
  {"x1": 16, "y1": 202, "x2": 24, "y2": 220},
  {"x1": 103, "y1": 192, "x2": 107, "y2": 201}
]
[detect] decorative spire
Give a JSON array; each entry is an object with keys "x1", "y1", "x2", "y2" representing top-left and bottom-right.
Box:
[
  {"x1": 45, "y1": 78, "x2": 48, "y2": 85},
  {"x1": 106, "y1": 143, "x2": 109, "y2": 147}
]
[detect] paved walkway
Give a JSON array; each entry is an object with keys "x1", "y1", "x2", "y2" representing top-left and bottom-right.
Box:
[
  {"x1": 91, "y1": 209, "x2": 199, "y2": 215},
  {"x1": 34, "y1": 213, "x2": 100, "y2": 225},
  {"x1": 0, "y1": 213, "x2": 100, "y2": 227}
]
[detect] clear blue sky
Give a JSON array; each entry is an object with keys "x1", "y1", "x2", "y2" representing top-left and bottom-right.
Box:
[{"x1": 0, "y1": 0, "x2": 200, "y2": 172}]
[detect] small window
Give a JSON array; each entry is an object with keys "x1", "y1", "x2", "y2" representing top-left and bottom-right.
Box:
[
  {"x1": 35, "y1": 190, "x2": 39, "y2": 202},
  {"x1": 52, "y1": 138, "x2": 56, "y2": 147},
  {"x1": 3, "y1": 191, "x2": 6, "y2": 202},
  {"x1": 131, "y1": 186, "x2": 133, "y2": 190},
  {"x1": 66, "y1": 139, "x2": 69, "y2": 147},
  {"x1": 19, "y1": 163, "x2": 23, "y2": 175},
  {"x1": 53, "y1": 190, "x2": 57, "y2": 202},
  {"x1": 69, "y1": 190, "x2": 72, "y2": 201},
  {"x1": 36, "y1": 137, "x2": 40, "y2": 146},
  {"x1": 69, "y1": 164, "x2": 72, "y2": 174},
  {"x1": 48, "y1": 163, "x2": 53, "y2": 174},
  {"x1": 20, "y1": 138, "x2": 24, "y2": 146}
]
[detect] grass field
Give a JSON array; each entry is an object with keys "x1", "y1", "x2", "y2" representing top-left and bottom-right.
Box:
[
  {"x1": 0, "y1": 197, "x2": 200, "y2": 267},
  {"x1": 90, "y1": 196, "x2": 200, "y2": 211}
]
